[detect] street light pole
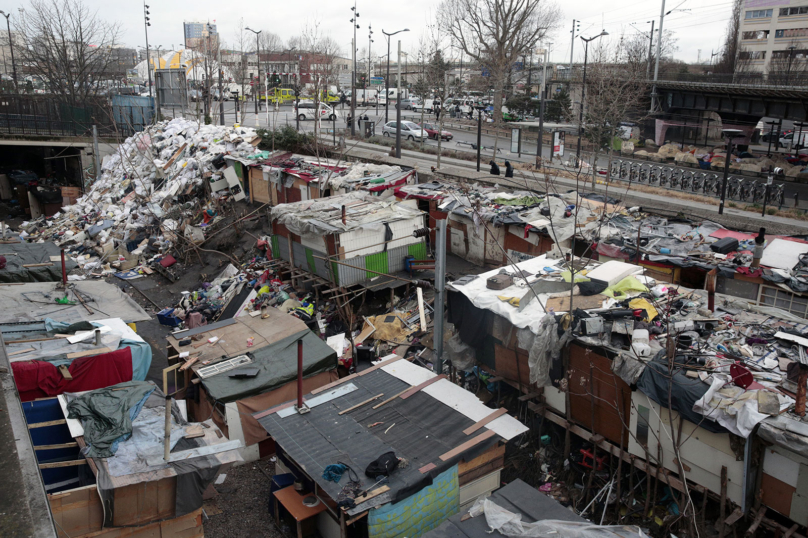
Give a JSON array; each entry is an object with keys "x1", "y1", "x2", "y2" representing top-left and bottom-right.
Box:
[
  {"x1": 143, "y1": 3, "x2": 154, "y2": 116},
  {"x1": 575, "y1": 31, "x2": 607, "y2": 167},
  {"x1": 718, "y1": 130, "x2": 744, "y2": 215},
  {"x1": 0, "y1": 11, "x2": 18, "y2": 92},
  {"x1": 537, "y1": 44, "x2": 550, "y2": 165},
  {"x1": 246, "y1": 28, "x2": 262, "y2": 118},
  {"x1": 382, "y1": 28, "x2": 409, "y2": 125},
  {"x1": 350, "y1": 2, "x2": 360, "y2": 136},
  {"x1": 395, "y1": 39, "x2": 402, "y2": 158}
]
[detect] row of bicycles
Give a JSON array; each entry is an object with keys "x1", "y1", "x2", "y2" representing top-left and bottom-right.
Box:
[{"x1": 608, "y1": 160, "x2": 786, "y2": 206}]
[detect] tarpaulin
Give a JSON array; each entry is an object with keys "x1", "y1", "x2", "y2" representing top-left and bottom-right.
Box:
[
  {"x1": 0, "y1": 241, "x2": 78, "y2": 283},
  {"x1": 368, "y1": 465, "x2": 459, "y2": 538},
  {"x1": 66, "y1": 380, "x2": 155, "y2": 458},
  {"x1": 201, "y1": 328, "x2": 337, "y2": 402},
  {"x1": 12, "y1": 347, "x2": 134, "y2": 402}
]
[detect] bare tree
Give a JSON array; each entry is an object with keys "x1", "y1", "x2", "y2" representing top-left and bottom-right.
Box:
[
  {"x1": 714, "y1": 0, "x2": 743, "y2": 75},
  {"x1": 300, "y1": 21, "x2": 341, "y2": 162},
  {"x1": 16, "y1": 0, "x2": 122, "y2": 105},
  {"x1": 258, "y1": 32, "x2": 283, "y2": 54},
  {"x1": 232, "y1": 19, "x2": 252, "y2": 123},
  {"x1": 438, "y1": 0, "x2": 560, "y2": 123},
  {"x1": 767, "y1": 39, "x2": 808, "y2": 85},
  {"x1": 579, "y1": 42, "x2": 649, "y2": 187}
]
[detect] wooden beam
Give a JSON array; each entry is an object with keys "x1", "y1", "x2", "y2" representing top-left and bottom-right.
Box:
[
  {"x1": 399, "y1": 375, "x2": 446, "y2": 400},
  {"x1": 372, "y1": 389, "x2": 410, "y2": 410},
  {"x1": 28, "y1": 419, "x2": 66, "y2": 429},
  {"x1": 462, "y1": 408, "x2": 508, "y2": 435},
  {"x1": 338, "y1": 394, "x2": 384, "y2": 415},
  {"x1": 439, "y1": 430, "x2": 497, "y2": 461},
  {"x1": 353, "y1": 485, "x2": 390, "y2": 504},
  {"x1": 39, "y1": 460, "x2": 88, "y2": 469},
  {"x1": 34, "y1": 442, "x2": 78, "y2": 450}
]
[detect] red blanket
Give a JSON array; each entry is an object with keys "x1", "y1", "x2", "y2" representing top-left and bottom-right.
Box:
[{"x1": 12, "y1": 348, "x2": 133, "y2": 402}]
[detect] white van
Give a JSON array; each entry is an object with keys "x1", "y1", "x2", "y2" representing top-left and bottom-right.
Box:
[{"x1": 294, "y1": 101, "x2": 340, "y2": 121}]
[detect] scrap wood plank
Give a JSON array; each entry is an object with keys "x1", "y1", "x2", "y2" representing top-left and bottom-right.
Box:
[
  {"x1": 23, "y1": 263, "x2": 53, "y2": 268},
  {"x1": 146, "y1": 439, "x2": 241, "y2": 466},
  {"x1": 163, "y1": 143, "x2": 188, "y2": 169},
  {"x1": 353, "y1": 485, "x2": 390, "y2": 504},
  {"x1": 545, "y1": 294, "x2": 607, "y2": 312},
  {"x1": 39, "y1": 460, "x2": 88, "y2": 469},
  {"x1": 65, "y1": 347, "x2": 112, "y2": 360},
  {"x1": 463, "y1": 408, "x2": 508, "y2": 435},
  {"x1": 338, "y1": 393, "x2": 384, "y2": 415},
  {"x1": 399, "y1": 375, "x2": 446, "y2": 400},
  {"x1": 8, "y1": 347, "x2": 36, "y2": 357},
  {"x1": 28, "y1": 419, "x2": 66, "y2": 429},
  {"x1": 439, "y1": 430, "x2": 497, "y2": 462},
  {"x1": 179, "y1": 356, "x2": 200, "y2": 371},
  {"x1": 372, "y1": 389, "x2": 410, "y2": 409},
  {"x1": 34, "y1": 442, "x2": 78, "y2": 450},
  {"x1": 310, "y1": 355, "x2": 402, "y2": 395},
  {"x1": 418, "y1": 463, "x2": 436, "y2": 474},
  {"x1": 723, "y1": 507, "x2": 744, "y2": 526}
]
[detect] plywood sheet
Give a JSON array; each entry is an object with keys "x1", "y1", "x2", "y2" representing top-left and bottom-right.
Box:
[
  {"x1": 545, "y1": 294, "x2": 607, "y2": 312},
  {"x1": 761, "y1": 238, "x2": 808, "y2": 271}
]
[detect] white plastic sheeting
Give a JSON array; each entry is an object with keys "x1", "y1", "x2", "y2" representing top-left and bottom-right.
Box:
[{"x1": 467, "y1": 497, "x2": 647, "y2": 538}]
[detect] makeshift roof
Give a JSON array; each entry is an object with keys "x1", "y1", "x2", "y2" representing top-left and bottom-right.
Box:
[
  {"x1": 0, "y1": 241, "x2": 78, "y2": 283},
  {"x1": 0, "y1": 281, "x2": 151, "y2": 324},
  {"x1": 270, "y1": 191, "x2": 424, "y2": 236},
  {"x1": 422, "y1": 479, "x2": 587, "y2": 538},
  {"x1": 257, "y1": 357, "x2": 528, "y2": 504},
  {"x1": 201, "y1": 328, "x2": 337, "y2": 402}
]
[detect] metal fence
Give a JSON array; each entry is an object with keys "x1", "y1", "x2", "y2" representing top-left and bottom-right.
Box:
[{"x1": 608, "y1": 159, "x2": 786, "y2": 206}]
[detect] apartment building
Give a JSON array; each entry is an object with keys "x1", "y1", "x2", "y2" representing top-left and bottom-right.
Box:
[{"x1": 738, "y1": 1, "x2": 808, "y2": 74}]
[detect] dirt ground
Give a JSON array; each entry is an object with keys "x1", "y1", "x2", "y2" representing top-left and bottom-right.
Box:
[{"x1": 202, "y1": 460, "x2": 284, "y2": 538}]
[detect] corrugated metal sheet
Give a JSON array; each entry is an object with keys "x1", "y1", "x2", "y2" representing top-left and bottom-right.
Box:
[
  {"x1": 338, "y1": 243, "x2": 424, "y2": 287},
  {"x1": 339, "y1": 215, "x2": 425, "y2": 258},
  {"x1": 291, "y1": 241, "x2": 308, "y2": 271},
  {"x1": 275, "y1": 235, "x2": 289, "y2": 262}
]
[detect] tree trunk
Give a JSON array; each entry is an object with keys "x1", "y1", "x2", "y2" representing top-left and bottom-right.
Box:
[{"x1": 492, "y1": 74, "x2": 505, "y2": 124}]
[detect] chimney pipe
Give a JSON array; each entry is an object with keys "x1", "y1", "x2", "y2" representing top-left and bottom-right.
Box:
[
  {"x1": 751, "y1": 227, "x2": 766, "y2": 269},
  {"x1": 61, "y1": 249, "x2": 67, "y2": 285},
  {"x1": 706, "y1": 268, "x2": 717, "y2": 313},
  {"x1": 341, "y1": 205, "x2": 346, "y2": 225},
  {"x1": 297, "y1": 339, "x2": 303, "y2": 409}
]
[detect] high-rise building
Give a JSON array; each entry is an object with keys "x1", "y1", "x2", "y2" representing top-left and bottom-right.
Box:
[
  {"x1": 737, "y1": 1, "x2": 808, "y2": 76},
  {"x1": 183, "y1": 21, "x2": 217, "y2": 49}
]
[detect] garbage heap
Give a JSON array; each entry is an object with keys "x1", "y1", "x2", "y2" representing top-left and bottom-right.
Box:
[{"x1": 15, "y1": 118, "x2": 263, "y2": 277}]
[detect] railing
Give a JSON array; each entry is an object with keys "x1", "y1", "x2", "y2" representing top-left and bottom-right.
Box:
[
  {"x1": 550, "y1": 68, "x2": 808, "y2": 89},
  {"x1": 0, "y1": 113, "x2": 141, "y2": 139}
]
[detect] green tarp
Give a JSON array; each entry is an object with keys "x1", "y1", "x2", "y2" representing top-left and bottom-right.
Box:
[{"x1": 201, "y1": 329, "x2": 337, "y2": 402}]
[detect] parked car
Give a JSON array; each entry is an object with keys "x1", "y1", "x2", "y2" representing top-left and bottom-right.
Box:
[
  {"x1": 412, "y1": 99, "x2": 436, "y2": 113},
  {"x1": 382, "y1": 121, "x2": 427, "y2": 141},
  {"x1": 420, "y1": 122, "x2": 453, "y2": 141},
  {"x1": 294, "y1": 100, "x2": 339, "y2": 121},
  {"x1": 399, "y1": 98, "x2": 421, "y2": 110},
  {"x1": 761, "y1": 130, "x2": 784, "y2": 143},
  {"x1": 779, "y1": 130, "x2": 806, "y2": 149}
]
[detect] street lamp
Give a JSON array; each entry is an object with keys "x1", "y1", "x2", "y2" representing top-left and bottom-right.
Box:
[
  {"x1": 350, "y1": 3, "x2": 360, "y2": 136},
  {"x1": 143, "y1": 3, "x2": 153, "y2": 107},
  {"x1": 574, "y1": 30, "x2": 608, "y2": 168},
  {"x1": 0, "y1": 10, "x2": 18, "y2": 92},
  {"x1": 718, "y1": 129, "x2": 745, "y2": 215},
  {"x1": 286, "y1": 47, "x2": 300, "y2": 131},
  {"x1": 382, "y1": 28, "x2": 409, "y2": 124},
  {"x1": 537, "y1": 42, "x2": 552, "y2": 164},
  {"x1": 246, "y1": 27, "x2": 262, "y2": 118}
]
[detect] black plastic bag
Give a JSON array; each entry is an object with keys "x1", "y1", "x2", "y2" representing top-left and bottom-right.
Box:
[{"x1": 365, "y1": 451, "x2": 399, "y2": 478}]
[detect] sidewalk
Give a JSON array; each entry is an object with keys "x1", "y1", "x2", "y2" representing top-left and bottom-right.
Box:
[{"x1": 328, "y1": 136, "x2": 808, "y2": 235}]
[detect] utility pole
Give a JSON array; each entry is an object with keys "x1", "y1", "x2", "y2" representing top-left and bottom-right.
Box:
[
  {"x1": 368, "y1": 24, "x2": 373, "y2": 103},
  {"x1": 650, "y1": 0, "x2": 666, "y2": 112},
  {"x1": 433, "y1": 218, "x2": 447, "y2": 374},
  {"x1": 0, "y1": 11, "x2": 18, "y2": 92},
  {"x1": 568, "y1": 19, "x2": 578, "y2": 76},
  {"x1": 537, "y1": 45, "x2": 550, "y2": 164},
  {"x1": 350, "y1": 2, "x2": 359, "y2": 136},
  {"x1": 395, "y1": 39, "x2": 402, "y2": 158},
  {"x1": 218, "y1": 40, "x2": 224, "y2": 125},
  {"x1": 246, "y1": 28, "x2": 262, "y2": 120},
  {"x1": 382, "y1": 29, "x2": 409, "y2": 125},
  {"x1": 646, "y1": 20, "x2": 655, "y2": 80}
]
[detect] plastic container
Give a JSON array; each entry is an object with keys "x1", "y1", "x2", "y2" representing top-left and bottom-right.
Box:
[
  {"x1": 157, "y1": 308, "x2": 182, "y2": 327},
  {"x1": 631, "y1": 342, "x2": 651, "y2": 357},
  {"x1": 632, "y1": 329, "x2": 650, "y2": 345}
]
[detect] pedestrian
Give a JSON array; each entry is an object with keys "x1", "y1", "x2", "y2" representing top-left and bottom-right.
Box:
[
  {"x1": 455, "y1": 104, "x2": 460, "y2": 119},
  {"x1": 435, "y1": 105, "x2": 441, "y2": 121},
  {"x1": 346, "y1": 113, "x2": 352, "y2": 129},
  {"x1": 504, "y1": 161, "x2": 514, "y2": 178},
  {"x1": 468, "y1": 108, "x2": 474, "y2": 120},
  {"x1": 490, "y1": 160, "x2": 500, "y2": 175}
]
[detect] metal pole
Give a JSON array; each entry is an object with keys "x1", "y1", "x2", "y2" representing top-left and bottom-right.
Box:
[
  {"x1": 477, "y1": 109, "x2": 482, "y2": 171},
  {"x1": 385, "y1": 37, "x2": 391, "y2": 124},
  {"x1": 395, "y1": 40, "x2": 402, "y2": 158},
  {"x1": 762, "y1": 177, "x2": 771, "y2": 216},
  {"x1": 3, "y1": 14, "x2": 18, "y2": 92},
  {"x1": 537, "y1": 46, "x2": 548, "y2": 164},
  {"x1": 568, "y1": 19, "x2": 576, "y2": 75},
  {"x1": 575, "y1": 40, "x2": 589, "y2": 166},
  {"x1": 718, "y1": 136, "x2": 733, "y2": 215},
  {"x1": 650, "y1": 0, "x2": 666, "y2": 112},
  {"x1": 645, "y1": 20, "x2": 655, "y2": 80},
  {"x1": 255, "y1": 32, "x2": 260, "y2": 116},
  {"x1": 218, "y1": 45, "x2": 224, "y2": 125},
  {"x1": 144, "y1": 4, "x2": 154, "y2": 116},
  {"x1": 433, "y1": 219, "x2": 447, "y2": 374},
  {"x1": 92, "y1": 125, "x2": 100, "y2": 180}
]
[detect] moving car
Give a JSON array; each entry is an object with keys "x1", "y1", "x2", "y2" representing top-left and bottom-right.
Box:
[
  {"x1": 382, "y1": 121, "x2": 428, "y2": 141},
  {"x1": 420, "y1": 122, "x2": 453, "y2": 141},
  {"x1": 399, "y1": 98, "x2": 421, "y2": 110},
  {"x1": 294, "y1": 101, "x2": 339, "y2": 121},
  {"x1": 780, "y1": 130, "x2": 806, "y2": 149}
]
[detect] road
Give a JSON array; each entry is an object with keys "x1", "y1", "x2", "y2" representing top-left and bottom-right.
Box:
[{"x1": 164, "y1": 101, "x2": 808, "y2": 208}]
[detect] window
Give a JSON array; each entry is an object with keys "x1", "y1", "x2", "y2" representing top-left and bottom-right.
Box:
[
  {"x1": 759, "y1": 285, "x2": 808, "y2": 317},
  {"x1": 739, "y1": 50, "x2": 767, "y2": 59},
  {"x1": 772, "y1": 48, "x2": 808, "y2": 58},
  {"x1": 746, "y1": 9, "x2": 773, "y2": 18},
  {"x1": 775, "y1": 28, "x2": 808, "y2": 38},
  {"x1": 743, "y1": 30, "x2": 770, "y2": 40},
  {"x1": 636, "y1": 405, "x2": 651, "y2": 448},
  {"x1": 780, "y1": 6, "x2": 808, "y2": 16}
]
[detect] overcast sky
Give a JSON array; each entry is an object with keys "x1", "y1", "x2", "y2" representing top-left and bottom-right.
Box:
[{"x1": 14, "y1": 0, "x2": 733, "y2": 65}]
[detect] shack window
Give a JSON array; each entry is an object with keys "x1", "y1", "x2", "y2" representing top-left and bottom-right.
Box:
[
  {"x1": 759, "y1": 285, "x2": 808, "y2": 317},
  {"x1": 636, "y1": 405, "x2": 651, "y2": 448}
]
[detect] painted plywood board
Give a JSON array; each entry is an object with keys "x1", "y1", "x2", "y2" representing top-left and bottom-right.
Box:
[
  {"x1": 761, "y1": 238, "x2": 808, "y2": 271},
  {"x1": 765, "y1": 447, "x2": 802, "y2": 488}
]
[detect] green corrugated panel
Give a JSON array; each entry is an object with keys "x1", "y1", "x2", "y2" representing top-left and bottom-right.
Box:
[
  {"x1": 271, "y1": 236, "x2": 280, "y2": 259},
  {"x1": 331, "y1": 261, "x2": 340, "y2": 285},
  {"x1": 364, "y1": 252, "x2": 389, "y2": 280},
  {"x1": 408, "y1": 241, "x2": 427, "y2": 260},
  {"x1": 305, "y1": 248, "x2": 316, "y2": 272}
]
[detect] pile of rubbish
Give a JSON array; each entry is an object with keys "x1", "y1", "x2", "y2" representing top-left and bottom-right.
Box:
[{"x1": 12, "y1": 119, "x2": 263, "y2": 278}]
